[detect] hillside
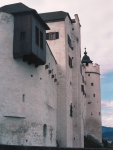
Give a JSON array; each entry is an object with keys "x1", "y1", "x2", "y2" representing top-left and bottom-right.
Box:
[
  {"x1": 102, "y1": 126, "x2": 113, "y2": 133},
  {"x1": 102, "y1": 126, "x2": 113, "y2": 141}
]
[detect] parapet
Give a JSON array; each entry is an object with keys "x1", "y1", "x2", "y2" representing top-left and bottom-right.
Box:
[{"x1": 83, "y1": 63, "x2": 100, "y2": 74}]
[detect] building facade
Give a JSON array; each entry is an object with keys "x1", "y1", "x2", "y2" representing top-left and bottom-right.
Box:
[{"x1": 0, "y1": 2, "x2": 101, "y2": 148}]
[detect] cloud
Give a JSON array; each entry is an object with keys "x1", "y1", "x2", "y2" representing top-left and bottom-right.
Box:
[
  {"x1": 101, "y1": 100, "x2": 113, "y2": 127},
  {"x1": 101, "y1": 100, "x2": 113, "y2": 110}
]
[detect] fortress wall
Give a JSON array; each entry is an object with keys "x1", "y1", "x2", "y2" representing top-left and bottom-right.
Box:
[{"x1": 0, "y1": 12, "x2": 57, "y2": 146}]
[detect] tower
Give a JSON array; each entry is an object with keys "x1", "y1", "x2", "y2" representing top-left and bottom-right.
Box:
[{"x1": 82, "y1": 49, "x2": 102, "y2": 142}]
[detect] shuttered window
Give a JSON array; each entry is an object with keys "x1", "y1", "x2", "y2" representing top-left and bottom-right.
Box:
[{"x1": 46, "y1": 32, "x2": 59, "y2": 40}]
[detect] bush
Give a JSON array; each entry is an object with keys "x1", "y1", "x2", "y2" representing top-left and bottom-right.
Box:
[{"x1": 84, "y1": 135, "x2": 103, "y2": 148}]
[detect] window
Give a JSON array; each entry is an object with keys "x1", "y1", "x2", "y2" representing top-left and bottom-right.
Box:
[
  {"x1": 22, "y1": 94, "x2": 25, "y2": 102},
  {"x1": 88, "y1": 74, "x2": 90, "y2": 76},
  {"x1": 93, "y1": 94, "x2": 95, "y2": 97},
  {"x1": 82, "y1": 76, "x2": 84, "y2": 83},
  {"x1": 80, "y1": 64, "x2": 82, "y2": 75},
  {"x1": 40, "y1": 31, "x2": 43, "y2": 49},
  {"x1": 20, "y1": 32, "x2": 26, "y2": 40},
  {"x1": 70, "y1": 103, "x2": 73, "y2": 117},
  {"x1": 81, "y1": 85, "x2": 84, "y2": 92},
  {"x1": 69, "y1": 56, "x2": 72, "y2": 68},
  {"x1": 91, "y1": 83, "x2": 94, "y2": 86},
  {"x1": 50, "y1": 33, "x2": 55, "y2": 40},
  {"x1": 35, "y1": 27, "x2": 39, "y2": 45},
  {"x1": 46, "y1": 32, "x2": 59, "y2": 40},
  {"x1": 86, "y1": 62, "x2": 88, "y2": 66},
  {"x1": 99, "y1": 112, "x2": 100, "y2": 116},
  {"x1": 43, "y1": 124, "x2": 47, "y2": 137},
  {"x1": 68, "y1": 35, "x2": 71, "y2": 48}
]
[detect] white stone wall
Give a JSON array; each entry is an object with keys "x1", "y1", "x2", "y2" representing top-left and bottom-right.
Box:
[
  {"x1": 0, "y1": 12, "x2": 57, "y2": 146},
  {"x1": 72, "y1": 15, "x2": 84, "y2": 148},
  {"x1": 46, "y1": 14, "x2": 84, "y2": 148},
  {"x1": 84, "y1": 63, "x2": 102, "y2": 142}
]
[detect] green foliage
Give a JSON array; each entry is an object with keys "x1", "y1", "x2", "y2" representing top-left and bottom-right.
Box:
[
  {"x1": 84, "y1": 135, "x2": 103, "y2": 148},
  {"x1": 102, "y1": 139, "x2": 108, "y2": 148}
]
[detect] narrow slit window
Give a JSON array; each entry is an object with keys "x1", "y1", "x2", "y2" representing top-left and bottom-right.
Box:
[
  {"x1": 93, "y1": 94, "x2": 95, "y2": 97},
  {"x1": 43, "y1": 124, "x2": 47, "y2": 137},
  {"x1": 70, "y1": 103, "x2": 73, "y2": 117},
  {"x1": 88, "y1": 74, "x2": 90, "y2": 76},
  {"x1": 91, "y1": 83, "x2": 93, "y2": 86}
]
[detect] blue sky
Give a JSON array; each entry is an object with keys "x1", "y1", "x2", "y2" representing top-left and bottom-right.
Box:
[
  {"x1": 0, "y1": 0, "x2": 113, "y2": 127},
  {"x1": 101, "y1": 72, "x2": 113, "y2": 127}
]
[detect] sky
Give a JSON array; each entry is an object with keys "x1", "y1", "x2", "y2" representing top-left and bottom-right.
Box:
[{"x1": 0, "y1": 0, "x2": 113, "y2": 127}]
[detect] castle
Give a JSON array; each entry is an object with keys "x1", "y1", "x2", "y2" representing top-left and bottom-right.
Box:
[{"x1": 0, "y1": 3, "x2": 102, "y2": 148}]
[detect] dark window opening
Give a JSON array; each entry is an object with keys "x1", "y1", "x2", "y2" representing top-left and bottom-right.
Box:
[
  {"x1": 20, "y1": 32, "x2": 26, "y2": 40},
  {"x1": 40, "y1": 31, "x2": 43, "y2": 49},
  {"x1": 80, "y1": 64, "x2": 82, "y2": 75},
  {"x1": 70, "y1": 103, "x2": 73, "y2": 117},
  {"x1": 86, "y1": 62, "x2": 88, "y2": 66},
  {"x1": 35, "y1": 27, "x2": 39, "y2": 45},
  {"x1": 69, "y1": 56, "x2": 72, "y2": 68},
  {"x1": 81, "y1": 85, "x2": 84, "y2": 92},
  {"x1": 99, "y1": 112, "x2": 100, "y2": 116},
  {"x1": 93, "y1": 94, "x2": 95, "y2": 97},
  {"x1": 43, "y1": 124, "x2": 47, "y2": 137},
  {"x1": 88, "y1": 74, "x2": 90, "y2": 76},
  {"x1": 91, "y1": 112, "x2": 93, "y2": 115},
  {"x1": 68, "y1": 35, "x2": 71, "y2": 48},
  {"x1": 91, "y1": 83, "x2": 94, "y2": 86},
  {"x1": 82, "y1": 76, "x2": 84, "y2": 83}
]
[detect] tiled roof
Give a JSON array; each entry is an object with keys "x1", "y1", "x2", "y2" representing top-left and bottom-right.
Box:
[
  {"x1": 0, "y1": 3, "x2": 50, "y2": 30},
  {"x1": 39, "y1": 11, "x2": 73, "y2": 23},
  {"x1": 0, "y1": 2, "x2": 35, "y2": 14}
]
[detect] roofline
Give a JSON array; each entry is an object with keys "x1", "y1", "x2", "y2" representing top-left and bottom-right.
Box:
[
  {"x1": 0, "y1": 3, "x2": 50, "y2": 30},
  {"x1": 39, "y1": 11, "x2": 74, "y2": 24},
  {"x1": 13, "y1": 10, "x2": 50, "y2": 30}
]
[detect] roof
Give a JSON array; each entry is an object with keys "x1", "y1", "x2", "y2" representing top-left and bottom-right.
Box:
[
  {"x1": 39, "y1": 11, "x2": 74, "y2": 23},
  {"x1": 0, "y1": 2, "x2": 35, "y2": 14},
  {"x1": 0, "y1": 2, "x2": 50, "y2": 30},
  {"x1": 82, "y1": 50, "x2": 93, "y2": 64}
]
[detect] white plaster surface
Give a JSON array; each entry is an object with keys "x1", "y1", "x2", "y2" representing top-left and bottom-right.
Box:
[{"x1": 0, "y1": 12, "x2": 57, "y2": 146}]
